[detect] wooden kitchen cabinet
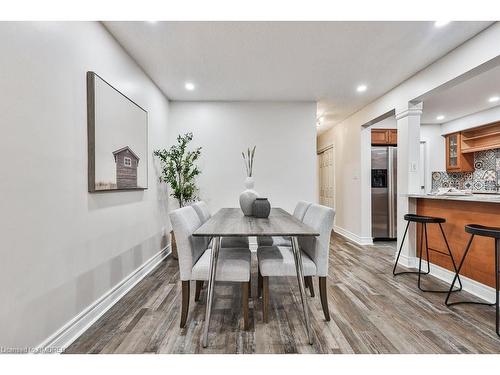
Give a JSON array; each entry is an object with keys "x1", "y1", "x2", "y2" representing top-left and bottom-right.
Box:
[
  {"x1": 460, "y1": 121, "x2": 500, "y2": 154},
  {"x1": 388, "y1": 129, "x2": 398, "y2": 145},
  {"x1": 445, "y1": 132, "x2": 474, "y2": 172},
  {"x1": 417, "y1": 198, "x2": 500, "y2": 288},
  {"x1": 371, "y1": 129, "x2": 397, "y2": 145}
]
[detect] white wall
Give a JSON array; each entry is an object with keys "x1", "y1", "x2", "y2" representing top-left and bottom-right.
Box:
[
  {"x1": 317, "y1": 22, "x2": 500, "y2": 242},
  {"x1": 169, "y1": 102, "x2": 317, "y2": 213},
  {"x1": 318, "y1": 116, "x2": 364, "y2": 240},
  {"x1": 370, "y1": 116, "x2": 397, "y2": 129},
  {"x1": 420, "y1": 124, "x2": 446, "y2": 190},
  {"x1": 0, "y1": 22, "x2": 170, "y2": 348},
  {"x1": 442, "y1": 105, "x2": 500, "y2": 134}
]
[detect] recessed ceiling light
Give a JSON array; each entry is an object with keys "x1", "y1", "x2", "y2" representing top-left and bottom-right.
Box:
[
  {"x1": 434, "y1": 21, "x2": 450, "y2": 28},
  {"x1": 436, "y1": 115, "x2": 445, "y2": 121},
  {"x1": 488, "y1": 96, "x2": 500, "y2": 103},
  {"x1": 184, "y1": 82, "x2": 195, "y2": 91},
  {"x1": 147, "y1": 21, "x2": 158, "y2": 24},
  {"x1": 356, "y1": 84, "x2": 367, "y2": 93}
]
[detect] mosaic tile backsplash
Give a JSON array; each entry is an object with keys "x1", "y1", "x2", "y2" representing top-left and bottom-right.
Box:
[{"x1": 431, "y1": 149, "x2": 500, "y2": 193}]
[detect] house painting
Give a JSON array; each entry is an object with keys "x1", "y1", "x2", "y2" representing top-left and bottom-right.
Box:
[{"x1": 113, "y1": 146, "x2": 140, "y2": 189}]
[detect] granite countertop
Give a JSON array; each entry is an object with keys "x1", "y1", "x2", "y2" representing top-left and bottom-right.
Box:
[{"x1": 405, "y1": 193, "x2": 500, "y2": 203}]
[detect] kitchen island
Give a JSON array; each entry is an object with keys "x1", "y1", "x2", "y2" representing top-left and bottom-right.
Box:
[{"x1": 406, "y1": 193, "x2": 500, "y2": 287}]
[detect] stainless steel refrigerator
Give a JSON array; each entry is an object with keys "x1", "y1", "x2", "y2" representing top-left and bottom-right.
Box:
[{"x1": 371, "y1": 146, "x2": 397, "y2": 239}]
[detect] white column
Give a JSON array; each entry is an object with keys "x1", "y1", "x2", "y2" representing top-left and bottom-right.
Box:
[{"x1": 395, "y1": 102, "x2": 422, "y2": 265}]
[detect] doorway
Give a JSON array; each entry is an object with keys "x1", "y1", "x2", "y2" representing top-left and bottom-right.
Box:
[{"x1": 318, "y1": 146, "x2": 335, "y2": 210}]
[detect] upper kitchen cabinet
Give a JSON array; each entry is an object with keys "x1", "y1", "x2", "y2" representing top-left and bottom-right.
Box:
[
  {"x1": 388, "y1": 129, "x2": 398, "y2": 144},
  {"x1": 445, "y1": 132, "x2": 474, "y2": 172},
  {"x1": 371, "y1": 129, "x2": 397, "y2": 145},
  {"x1": 460, "y1": 122, "x2": 500, "y2": 154}
]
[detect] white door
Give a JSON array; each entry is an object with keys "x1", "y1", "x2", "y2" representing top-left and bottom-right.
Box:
[{"x1": 318, "y1": 147, "x2": 334, "y2": 209}]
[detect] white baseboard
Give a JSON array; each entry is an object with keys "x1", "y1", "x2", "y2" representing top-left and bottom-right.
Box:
[
  {"x1": 403, "y1": 256, "x2": 496, "y2": 303},
  {"x1": 36, "y1": 245, "x2": 171, "y2": 353},
  {"x1": 397, "y1": 254, "x2": 414, "y2": 269},
  {"x1": 333, "y1": 225, "x2": 373, "y2": 246}
]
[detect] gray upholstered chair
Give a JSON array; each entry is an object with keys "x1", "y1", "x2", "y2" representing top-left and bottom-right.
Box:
[
  {"x1": 257, "y1": 203, "x2": 335, "y2": 322},
  {"x1": 192, "y1": 201, "x2": 249, "y2": 249},
  {"x1": 257, "y1": 201, "x2": 312, "y2": 247},
  {"x1": 169, "y1": 206, "x2": 251, "y2": 329}
]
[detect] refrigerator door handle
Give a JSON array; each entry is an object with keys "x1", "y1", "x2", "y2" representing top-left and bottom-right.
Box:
[{"x1": 387, "y1": 147, "x2": 395, "y2": 238}]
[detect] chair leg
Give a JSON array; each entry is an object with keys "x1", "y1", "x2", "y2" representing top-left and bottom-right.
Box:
[
  {"x1": 319, "y1": 277, "x2": 330, "y2": 321},
  {"x1": 418, "y1": 223, "x2": 456, "y2": 293},
  {"x1": 305, "y1": 276, "x2": 315, "y2": 297},
  {"x1": 258, "y1": 269, "x2": 263, "y2": 298},
  {"x1": 445, "y1": 234, "x2": 492, "y2": 306},
  {"x1": 438, "y1": 223, "x2": 462, "y2": 292},
  {"x1": 242, "y1": 281, "x2": 250, "y2": 330},
  {"x1": 249, "y1": 274, "x2": 252, "y2": 299},
  {"x1": 262, "y1": 276, "x2": 269, "y2": 323},
  {"x1": 180, "y1": 280, "x2": 190, "y2": 328},
  {"x1": 195, "y1": 280, "x2": 204, "y2": 302},
  {"x1": 417, "y1": 223, "x2": 427, "y2": 290},
  {"x1": 445, "y1": 235, "x2": 498, "y2": 337},
  {"x1": 424, "y1": 223, "x2": 431, "y2": 274},
  {"x1": 393, "y1": 221, "x2": 410, "y2": 275}
]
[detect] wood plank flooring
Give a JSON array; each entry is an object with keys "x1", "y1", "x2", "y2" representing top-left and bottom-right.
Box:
[{"x1": 65, "y1": 234, "x2": 500, "y2": 354}]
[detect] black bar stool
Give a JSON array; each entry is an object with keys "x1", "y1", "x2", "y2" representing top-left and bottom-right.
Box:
[
  {"x1": 393, "y1": 214, "x2": 462, "y2": 293},
  {"x1": 445, "y1": 224, "x2": 500, "y2": 337}
]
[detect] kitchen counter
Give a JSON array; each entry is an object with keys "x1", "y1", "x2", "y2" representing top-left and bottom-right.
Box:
[
  {"x1": 407, "y1": 196, "x2": 500, "y2": 288},
  {"x1": 404, "y1": 193, "x2": 500, "y2": 204}
]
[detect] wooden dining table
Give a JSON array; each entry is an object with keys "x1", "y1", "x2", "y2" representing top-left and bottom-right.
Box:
[{"x1": 193, "y1": 207, "x2": 320, "y2": 347}]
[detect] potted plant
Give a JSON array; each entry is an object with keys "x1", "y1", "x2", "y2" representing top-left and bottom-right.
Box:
[{"x1": 154, "y1": 132, "x2": 202, "y2": 259}]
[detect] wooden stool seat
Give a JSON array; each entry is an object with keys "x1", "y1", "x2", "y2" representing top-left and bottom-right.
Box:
[
  {"x1": 404, "y1": 214, "x2": 445, "y2": 224},
  {"x1": 465, "y1": 224, "x2": 500, "y2": 239}
]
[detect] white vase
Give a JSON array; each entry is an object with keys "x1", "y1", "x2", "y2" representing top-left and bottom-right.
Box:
[
  {"x1": 239, "y1": 176, "x2": 259, "y2": 216},
  {"x1": 244, "y1": 176, "x2": 255, "y2": 189}
]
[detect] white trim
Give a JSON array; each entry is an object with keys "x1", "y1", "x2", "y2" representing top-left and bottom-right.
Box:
[
  {"x1": 334, "y1": 225, "x2": 373, "y2": 246},
  {"x1": 396, "y1": 254, "x2": 418, "y2": 269},
  {"x1": 395, "y1": 107, "x2": 423, "y2": 120},
  {"x1": 402, "y1": 256, "x2": 496, "y2": 303},
  {"x1": 36, "y1": 244, "x2": 171, "y2": 353}
]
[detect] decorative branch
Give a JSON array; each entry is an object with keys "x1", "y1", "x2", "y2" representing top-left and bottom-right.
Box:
[{"x1": 241, "y1": 146, "x2": 256, "y2": 177}]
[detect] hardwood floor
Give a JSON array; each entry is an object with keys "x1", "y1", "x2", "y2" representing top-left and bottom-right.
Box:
[{"x1": 65, "y1": 234, "x2": 500, "y2": 354}]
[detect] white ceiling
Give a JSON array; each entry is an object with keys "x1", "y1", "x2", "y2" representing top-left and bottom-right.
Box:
[
  {"x1": 421, "y1": 63, "x2": 500, "y2": 124},
  {"x1": 104, "y1": 21, "x2": 493, "y2": 129}
]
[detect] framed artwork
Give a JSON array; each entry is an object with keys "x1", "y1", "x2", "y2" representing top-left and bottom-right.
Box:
[{"x1": 87, "y1": 71, "x2": 148, "y2": 192}]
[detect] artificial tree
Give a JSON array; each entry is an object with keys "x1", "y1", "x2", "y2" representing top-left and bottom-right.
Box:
[{"x1": 154, "y1": 132, "x2": 202, "y2": 258}]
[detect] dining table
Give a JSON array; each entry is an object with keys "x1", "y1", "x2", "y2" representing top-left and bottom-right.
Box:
[{"x1": 193, "y1": 207, "x2": 320, "y2": 347}]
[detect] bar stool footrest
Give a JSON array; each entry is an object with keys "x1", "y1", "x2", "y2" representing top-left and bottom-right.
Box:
[
  {"x1": 419, "y1": 288, "x2": 462, "y2": 293},
  {"x1": 394, "y1": 269, "x2": 463, "y2": 293},
  {"x1": 393, "y1": 270, "x2": 429, "y2": 276},
  {"x1": 446, "y1": 300, "x2": 495, "y2": 307}
]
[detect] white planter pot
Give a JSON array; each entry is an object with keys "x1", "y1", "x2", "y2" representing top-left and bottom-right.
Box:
[
  {"x1": 244, "y1": 176, "x2": 255, "y2": 189},
  {"x1": 239, "y1": 176, "x2": 259, "y2": 216}
]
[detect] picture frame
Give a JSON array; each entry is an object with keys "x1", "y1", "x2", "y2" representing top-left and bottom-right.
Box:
[{"x1": 87, "y1": 71, "x2": 149, "y2": 193}]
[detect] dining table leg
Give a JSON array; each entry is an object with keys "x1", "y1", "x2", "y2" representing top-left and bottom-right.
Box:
[
  {"x1": 291, "y1": 236, "x2": 313, "y2": 345},
  {"x1": 202, "y1": 236, "x2": 221, "y2": 348}
]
